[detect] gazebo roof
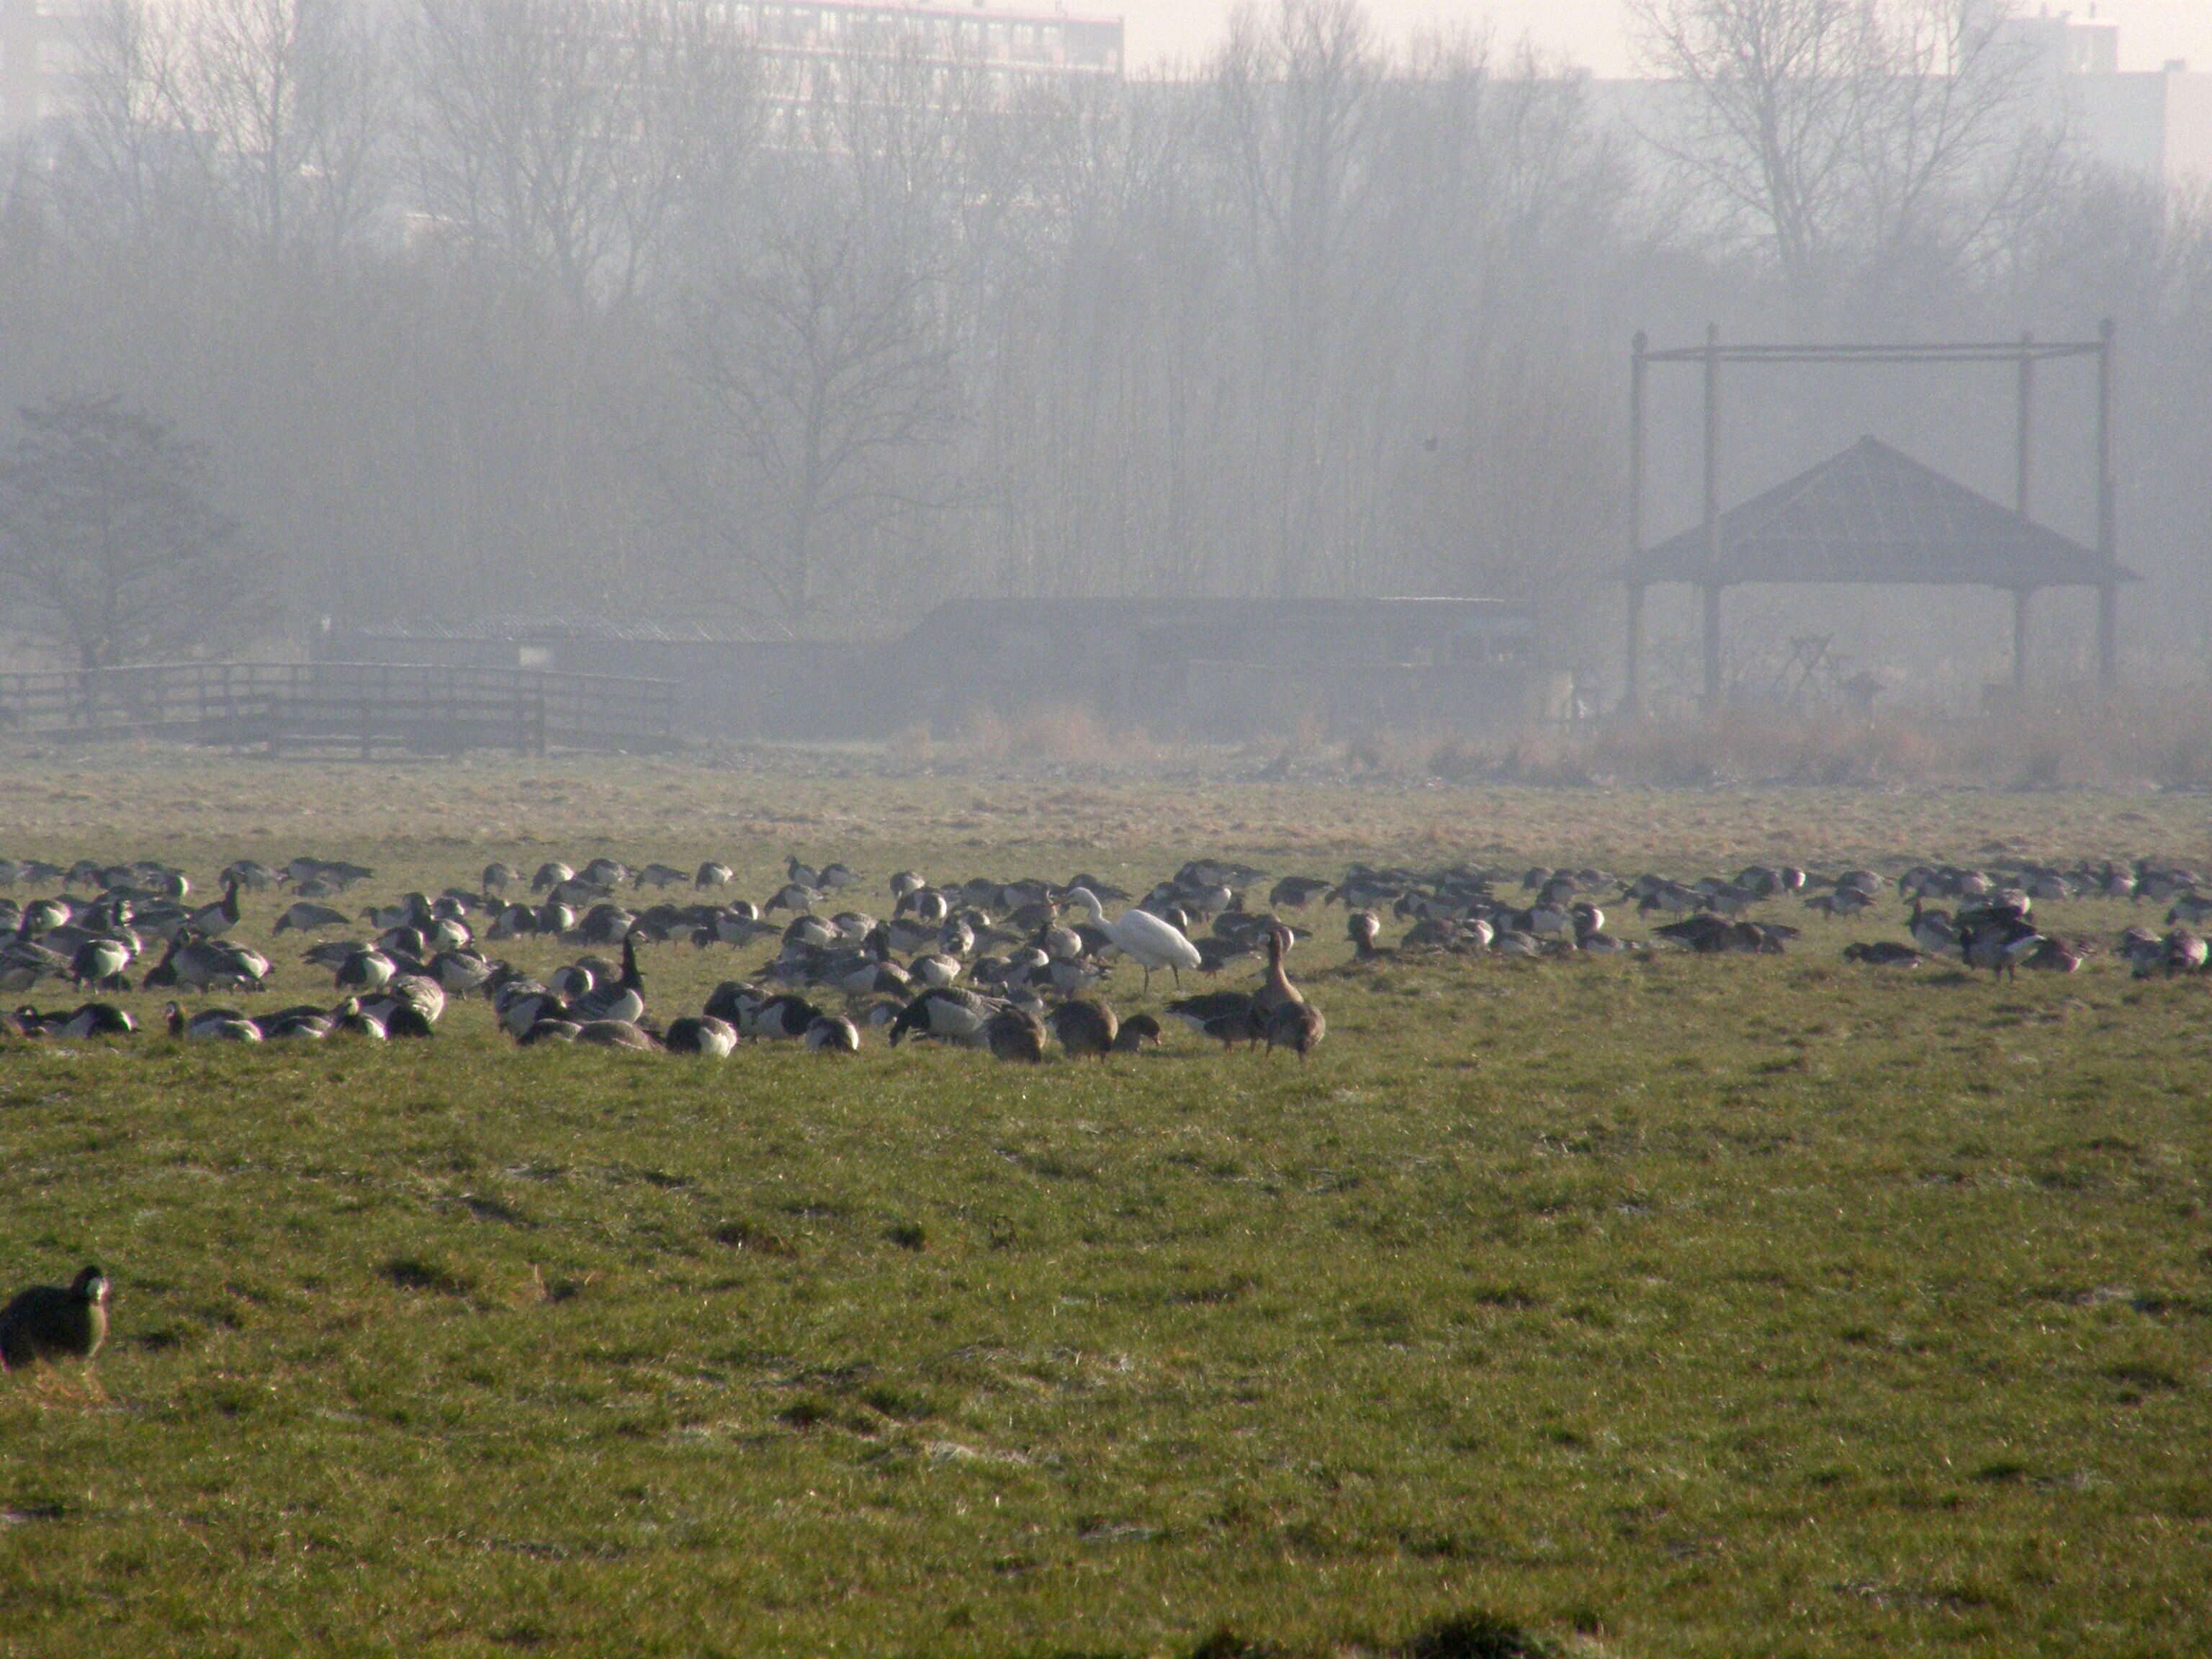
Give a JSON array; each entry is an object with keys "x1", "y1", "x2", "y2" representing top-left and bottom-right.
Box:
[{"x1": 1625, "y1": 435, "x2": 2135, "y2": 590}]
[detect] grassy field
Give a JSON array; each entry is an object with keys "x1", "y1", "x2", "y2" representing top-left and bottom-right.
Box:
[{"x1": 0, "y1": 752, "x2": 2208, "y2": 1656}]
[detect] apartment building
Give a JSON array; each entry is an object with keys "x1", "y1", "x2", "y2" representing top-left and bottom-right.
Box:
[{"x1": 0, "y1": 0, "x2": 84, "y2": 137}]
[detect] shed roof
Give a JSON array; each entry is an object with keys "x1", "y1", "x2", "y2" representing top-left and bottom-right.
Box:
[{"x1": 1625, "y1": 436, "x2": 2134, "y2": 590}]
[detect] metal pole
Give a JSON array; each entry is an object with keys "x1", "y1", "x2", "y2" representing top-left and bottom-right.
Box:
[
  {"x1": 1625, "y1": 585, "x2": 1645, "y2": 719},
  {"x1": 1626, "y1": 331, "x2": 1647, "y2": 717},
  {"x1": 2097, "y1": 318, "x2": 2118, "y2": 689},
  {"x1": 1703, "y1": 585, "x2": 1722, "y2": 709},
  {"x1": 2013, "y1": 589, "x2": 2031, "y2": 694},
  {"x1": 1702, "y1": 323, "x2": 1722, "y2": 709},
  {"x1": 2015, "y1": 331, "x2": 2034, "y2": 518}
]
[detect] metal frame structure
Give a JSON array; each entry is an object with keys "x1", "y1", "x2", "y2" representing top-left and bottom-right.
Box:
[{"x1": 1622, "y1": 323, "x2": 2122, "y2": 714}]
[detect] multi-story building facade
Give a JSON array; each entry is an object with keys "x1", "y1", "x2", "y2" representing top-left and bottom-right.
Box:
[
  {"x1": 734, "y1": 0, "x2": 1122, "y2": 84},
  {"x1": 0, "y1": 0, "x2": 1123, "y2": 142},
  {"x1": 0, "y1": 0, "x2": 84, "y2": 137}
]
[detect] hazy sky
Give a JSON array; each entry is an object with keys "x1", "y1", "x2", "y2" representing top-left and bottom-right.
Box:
[{"x1": 1115, "y1": 1, "x2": 2212, "y2": 78}]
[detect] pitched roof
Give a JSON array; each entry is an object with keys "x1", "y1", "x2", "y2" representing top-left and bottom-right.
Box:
[{"x1": 1625, "y1": 436, "x2": 2134, "y2": 590}]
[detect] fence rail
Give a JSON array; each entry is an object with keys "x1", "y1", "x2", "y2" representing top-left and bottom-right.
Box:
[{"x1": 0, "y1": 662, "x2": 677, "y2": 756}]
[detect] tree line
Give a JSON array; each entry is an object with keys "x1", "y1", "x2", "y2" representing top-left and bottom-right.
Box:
[{"x1": 0, "y1": 0, "x2": 2206, "y2": 702}]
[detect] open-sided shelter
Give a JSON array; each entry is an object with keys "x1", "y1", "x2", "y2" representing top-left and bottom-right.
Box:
[
  {"x1": 1619, "y1": 326, "x2": 2129, "y2": 713},
  {"x1": 1624, "y1": 436, "x2": 2134, "y2": 705}
]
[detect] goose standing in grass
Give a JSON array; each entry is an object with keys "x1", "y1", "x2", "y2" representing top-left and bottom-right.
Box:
[
  {"x1": 1111, "y1": 1012, "x2": 1164, "y2": 1053},
  {"x1": 2163, "y1": 928, "x2": 2208, "y2": 976},
  {"x1": 1269, "y1": 876, "x2": 1334, "y2": 910},
  {"x1": 1165, "y1": 989, "x2": 1256, "y2": 1049},
  {"x1": 1262, "y1": 999, "x2": 1326, "y2": 1060},
  {"x1": 984, "y1": 1005, "x2": 1047, "y2": 1063},
  {"x1": 333, "y1": 945, "x2": 397, "y2": 995},
  {"x1": 1251, "y1": 923, "x2": 1305, "y2": 1025},
  {"x1": 185, "y1": 879, "x2": 243, "y2": 939},
  {"x1": 272, "y1": 902, "x2": 351, "y2": 935},
  {"x1": 765, "y1": 881, "x2": 823, "y2": 915},
  {"x1": 1046, "y1": 999, "x2": 1118, "y2": 1060},
  {"x1": 887, "y1": 987, "x2": 998, "y2": 1047},
  {"x1": 1959, "y1": 912, "x2": 2044, "y2": 980},
  {"x1": 1061, "y1": 887, "x2": 1200, "y2": 992},
  {"x1": 0, "y1": 1265, "x2": 108, "y2": 1375},
  {"x1": 146, "y1": 932, "x2": 270, "y2": 992},
  {"x1": 68, "y1": 935, "x2": 133, "y2": 992}
]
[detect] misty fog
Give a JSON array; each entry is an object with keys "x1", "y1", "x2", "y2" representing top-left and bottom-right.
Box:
[{"x1": 0, "y1": 0, "x2": 2205, "y2": 719}]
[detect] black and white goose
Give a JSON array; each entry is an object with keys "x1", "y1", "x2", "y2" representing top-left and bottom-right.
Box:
[
  {"x1": 747, "y1": 993, "x2": 824, "y2": 1040},
  {"x1": 272, "y1": 902, "x2": 351, "y2": 934},
  {"x1": 13, "y1": 1002, "x2": 135, "y2": 1038},
  {"x1": 0, "y1": 1264, "x2": 109, "y2": 1373},
  {"x1": 664, "y1": 1015, "x2": 739, "y2": 1056},
  {"x1": 804, "y1": 1013, "x2": 862, "y2": 1052},
  {"x1": 362, "y1": 976, "x2": 445, "y2": 1033},
  {"x1": 332, "y1": 945, "x2": 397, "y2": 994},
  {"x1": 163, "y1": 1001, "x2": 262, "y2": 1041},
  {"x1": 886, "y1": 987, "x2": 999, "y2": 1047},
  {"x1": 569, "y1": 932, "x2": 645, "y2": 1025},
  {"x1": 68, "y1": 935, "x2": 134, "y2": 992},
  {"x1": 146, "y1": 933, "x2": 269, "y2": 992},
  {"x1": 181, "y1": 879, "x2": 243, "y2": 939}
]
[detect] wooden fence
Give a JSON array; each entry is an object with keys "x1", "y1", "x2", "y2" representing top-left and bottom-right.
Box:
[{"x1": 0, "y1": 662, "x2": 678, "y2": 756}]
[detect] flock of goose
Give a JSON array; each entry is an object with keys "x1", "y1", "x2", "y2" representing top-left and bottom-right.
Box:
[
  {"x1": 0, "y1": 849, "x2": 2204, "y2": 1067},
  {"x1": 0, "y1": 855, "x2": 1329, "y2": 1063}
]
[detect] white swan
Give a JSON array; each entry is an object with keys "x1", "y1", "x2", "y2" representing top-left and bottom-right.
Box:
[{"x1": 1062, "y1": 887, "x2": 1201, "y2": 992}]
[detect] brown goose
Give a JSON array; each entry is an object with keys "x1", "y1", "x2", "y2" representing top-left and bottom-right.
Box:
[
  {"x1": 984, "y1": 1005, "x2": 1046, "y2": 1064},
  {"x1": 1251, "y1": 923, "x2": 1305, "y2": 1029},
  {"x1": 1045, "y1": 999, "x2": 1118, "y2": 1060},
  {"x1": 1262, "y1": 999, "x2": 1326, "y2": 1061},
  {"x1": 1110, "y1": 1012, "x2": 1164, "y2": 1052}
]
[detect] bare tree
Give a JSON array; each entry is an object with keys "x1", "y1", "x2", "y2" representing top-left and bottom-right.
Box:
[
  {"x1": 682, "y1": 163, "x2": 963, "y2": 624},
  {"x1": 52, "y1": 0, "x2": 199, "y2": 248},
  {"x1": 176, "y1": 0, "x2": 395, "y2": 261},
  {"x1": 0, "y1": 395, "x2": 269, "y2": 668},
  {"x1": 1627, "y1": 0, "x2": 2055, "y2": 314},
  {"x1": 1208, "y1": 0, "x2": 1382, "y2": 595},
  {"x1": 409, "y1": 0, "x2": 759, "y2": 308},
  {"x1": 677, "y1": 38, "x2": 976, "y2": 624}
]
